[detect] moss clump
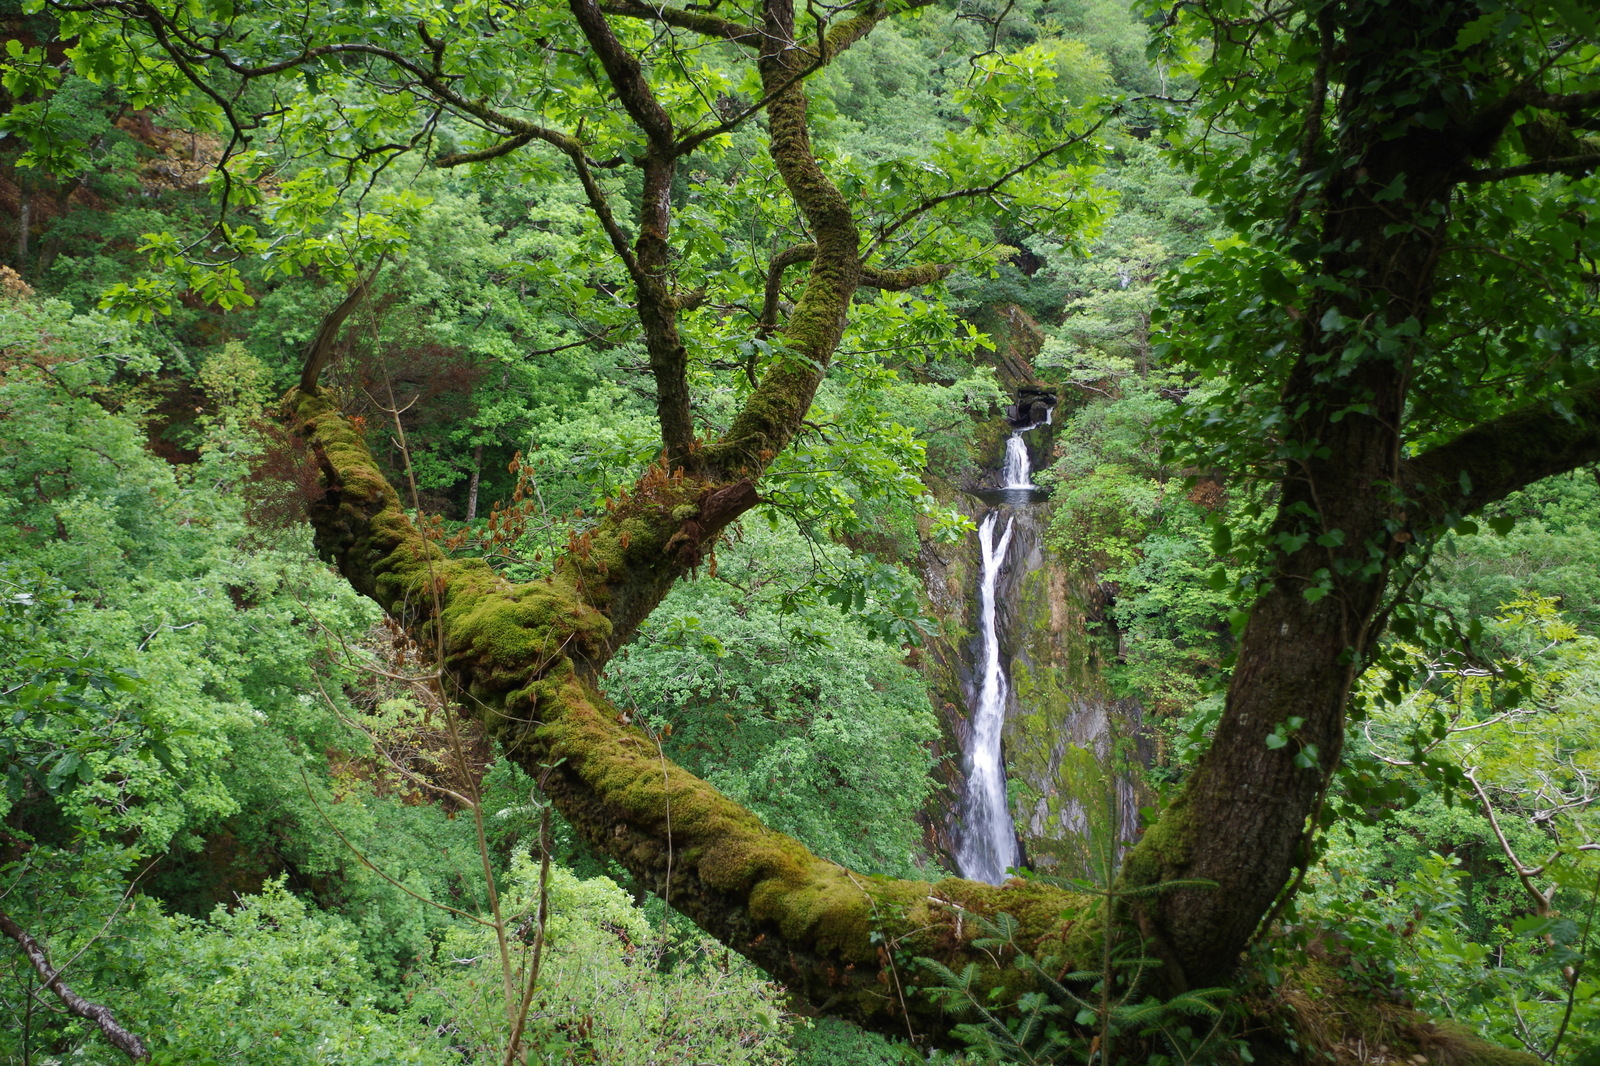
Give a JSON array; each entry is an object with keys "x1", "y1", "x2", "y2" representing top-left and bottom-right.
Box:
[
  {"x1": 1118, "y1": 793, "x2": 1192, "y2": 891},
  {"x1": 1420, "y1": 1021, "x2": 1542, "y2": 1066},
  {"x1": 1244, "y1": 954, "x2": 1544, "y2": 1066}
]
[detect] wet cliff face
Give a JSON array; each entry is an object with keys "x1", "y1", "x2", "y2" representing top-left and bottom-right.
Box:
[
  {"x1": 913, "y1": 303, "x2": 1150, "y2": 881},
  {"x1": 911, "y1": 482, "x2": 981, "y2": 864},
  {"x1": 996, "y1": 506, "x2": 1148, "y2": 881},
  {"x1": 915, "y1": 491, "x2": 1149, "y2": 880}
]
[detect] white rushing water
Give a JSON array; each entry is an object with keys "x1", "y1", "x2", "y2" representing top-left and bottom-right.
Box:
[
  {"x1": 956, "y1": 510, "x2": 1021, "y2": 884},
  {"x1": 1002, "y1": 432, "x2": 1033, "y2": 489}
]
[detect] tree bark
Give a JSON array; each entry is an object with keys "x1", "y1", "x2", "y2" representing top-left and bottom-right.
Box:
[
  {"x1": 1126, "y1": 0, "x2": 1600, "y2": 988},
  {"x1": 288, "y1": 387, "x2": 1100, "y2": 1036},
  {"x1": 0, "y1": 908, "x2": 149, "y2": 1060},
  {"x1": 466, "y1": 442, "x2": 483, "y2": 523}
]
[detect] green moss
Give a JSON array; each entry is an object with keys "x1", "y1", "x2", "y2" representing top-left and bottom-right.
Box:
[
  {"x1": 1118, "y1": 794, "x2": 1192, "y2": 891},
  {"x1": 1425, "y1": 1021, "x2": 1542, "y2": 1066},
  {"x1": 288, "y1": 386, "x2": 1126, "y2": 1037}
]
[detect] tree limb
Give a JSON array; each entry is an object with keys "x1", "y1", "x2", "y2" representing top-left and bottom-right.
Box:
[
  {"x1": 757, "y1": 242, "x2": 820, "y2": 335},
  {"x1": 863, "y1": 114, "x2": 1113, "y2": 259},
  {"x1": 1459, "y1": 152, "x2": 1600, "y2": 183},
  {"x1": 1524, "y1": 88, "x2": 1600, "y2": 113},
  {"x1": 696, "y1": 0, "x2": 866, "y2": 476},
  {"x1": 298, "y1": 259, "x2": 387, "y2": 395},
  {"x1": 599, "y1": 0, "x2": 762, "y2": 47},
  {"x1": 0, "y1": 907, "x2": 149, "y2": 1061},
  {"x1": 283, "y1": 387, "x2": 1096, "y2": 1041},
  {"x1": 436, "y1": 131, "x2": 538, "y2": 167},
  {"x1": 1401, "y1": 378, "x2": 1600, "y2": 523}
]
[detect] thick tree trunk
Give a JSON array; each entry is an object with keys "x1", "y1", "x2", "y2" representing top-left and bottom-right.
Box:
[{"x1": 1123, "y1": 0, "x2": 1600, "y2": 987}]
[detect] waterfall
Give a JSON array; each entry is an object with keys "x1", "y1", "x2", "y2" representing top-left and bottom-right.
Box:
[
  {"x1": 949, "y1": 394, "x2": 1150, "y2": 885},
  {"x1": 954, "y1": 403, "x2": 1055, "y2": 884},
  {"x1": 956, "y1": 511, "x2": 1021, "y2": 884},
  {"x1": 1002, "y1": 432, "x2": 1033, "y2": 489}
]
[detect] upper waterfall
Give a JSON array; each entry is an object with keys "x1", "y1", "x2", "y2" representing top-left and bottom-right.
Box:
[{"x1": 1002, "y1": 433, "x2": 1033, "y2": 489}]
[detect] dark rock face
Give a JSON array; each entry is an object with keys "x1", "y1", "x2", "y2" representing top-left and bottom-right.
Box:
[{"x1": 1006, "y1": 386, "x2": 1057, "y2": 428}]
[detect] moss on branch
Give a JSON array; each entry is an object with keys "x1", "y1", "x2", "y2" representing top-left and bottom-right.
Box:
[{"x1": 285, "y1": 385, "x2": 1109, "y2": 1036}]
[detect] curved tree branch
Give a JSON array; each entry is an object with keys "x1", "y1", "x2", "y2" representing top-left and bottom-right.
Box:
[
  {"x1": 697, "y1": 0, "x2": 868, "y2": 476},
  {"x1": 298, "y1": 260, "x2": 387, "y2": 395},
  {"x1": 565, "y1": 0, "x2": 697, "y2": 463},
  {"x1": 283, "y1": 387, "x2": 1096, "y2": 1040},
  {"x1": 1460, "y1": 152, "x2": 1600, "y2": 183},
  {"x1": 0, "y1": 908, "x2": 149, "y2": 1061},
  {"x1": 1401, "y1": 378, "x2": 1600, "y2": 523},
  {"x1": 599, "y1": 0, "x2": 763, "y2": 47}
]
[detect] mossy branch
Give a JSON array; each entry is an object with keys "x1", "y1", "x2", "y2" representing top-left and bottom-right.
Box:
[{"x1": 282, "y1": 386, "x2": 1108, "y2": 1040}]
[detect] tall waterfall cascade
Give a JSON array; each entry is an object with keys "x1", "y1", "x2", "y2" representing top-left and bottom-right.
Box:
[
  {"x1": 954, "y1": 510, "x2": 1020, "y2": 884},
  {"x1": 955, "y1": 406, "x2": 1049, "y2": 884}
]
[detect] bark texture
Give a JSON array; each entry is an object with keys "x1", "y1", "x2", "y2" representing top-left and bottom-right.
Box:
[
  {"x1": 0, "y1": 908, "x2": 149, "y2": 1060},
  {"x1": 1123, "y1": 0, "x2": 1600, "y2": 990}
]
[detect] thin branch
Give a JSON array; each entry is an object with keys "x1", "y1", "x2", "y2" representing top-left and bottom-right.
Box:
[
  {"x1": 1465, "y1": 768, "x2": 1555, "y2": 915},
  {"x1": 1459, "y1": 152, "x2": 1600, "y2": 183},
  {"x1": 524, "y1": 325, "x2": 629, "y2": 357},
  {"x1": 437, "y1": 131, "x2": 538, "y2": 167},
  {"x1": 299, "y1": 259, "x2": 387, "y2": 395},
  {"x1": 298, "y1": 768, "x2": 498, "y2": 927},
  {"x1": 568, "y1": 0, "x2": 676, "y2": 150},
  {"x1": 863, "y1": 113, "x2": 1113, "y2": 258},
  {"x1": 1523, "y1": 88, "x2": 1600, "y2": 113},
  {"x1": 599, "y1": 0, "x2": 762, "y2": 47},
  {"x1": 0, "y1": 908, "x2": 149, "y2": 1061},
  {"x1": 757, "y1": 242, "x2": 819, "y2": 335}
]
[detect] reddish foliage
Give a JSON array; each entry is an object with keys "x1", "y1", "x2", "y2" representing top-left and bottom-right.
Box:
[{"x1": 240, "y1": 416, "x2": 325, "y2": 532}]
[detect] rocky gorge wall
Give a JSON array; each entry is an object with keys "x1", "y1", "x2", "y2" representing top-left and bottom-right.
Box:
[{"x1": 914, "y1": 303, "x2": 1151, "y2": 881}]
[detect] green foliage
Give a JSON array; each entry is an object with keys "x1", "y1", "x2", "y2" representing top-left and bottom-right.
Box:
[
  {"x1": 1301, "y1": 598, "x2": 1600, "y2": 1062},
  {"x1": 918, "y1": 909, "x2": 1235, "y2": 1065},
  {"x1": 789, "y1": 1018, "x2": 918, "y2": 1066},
  {"x1": 124, "y1": 880, "x2": 452, "y2": 1066},
  {"x1": 607, "y1": 520, "x2": 940, "y2": 876},
  {"x1": 407, "y1": 856, "x2": 795, "y2": 1065},
  {"x1": 1425, "y1": 474, "x2": 1600, "y2": 646},
  {"x1": 0, "y1": 300, "x2": 491, "y2": 1006},
  {"x1": 0, "y1": 565, "x2": 152, "y2": 822},
  {"x1": 0, "y1": 877, "x2": 453, "y2": 1065},
  {"x1": 1038, "y1": 374, "x2": 1238, "y2": 724},
  {"x1": 1036, "y1": 141, "x2": 1218, "y2": 362}
]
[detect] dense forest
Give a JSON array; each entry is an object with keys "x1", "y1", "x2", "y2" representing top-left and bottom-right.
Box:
[{"x1": 3, "y1": 0, "x2": 1600, "y2": 1062}]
